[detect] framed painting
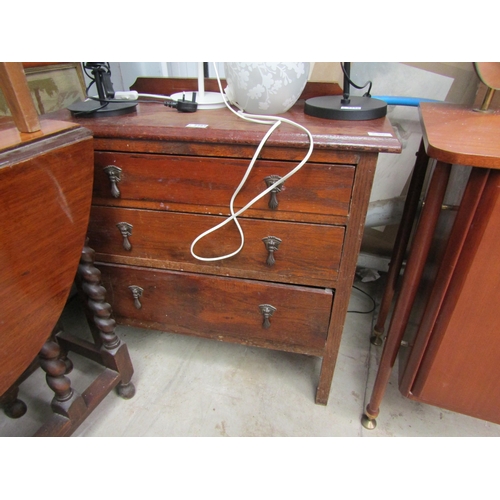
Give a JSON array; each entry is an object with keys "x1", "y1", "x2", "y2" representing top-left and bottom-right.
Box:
[{"x1": 0, "y1": 62, "x2": 86, "y2": 116}]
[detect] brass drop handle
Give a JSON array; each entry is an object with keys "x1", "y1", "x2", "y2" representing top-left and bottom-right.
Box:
[
  {"x1": 259, "y1": 304, "x2": 276, "y2": 329},
  {"x1": 264, "y1": 175, "x2": 284, "y2": 210},
  {"x1": 116, "y1": 222, "x2": 133, "y2": 251},
  {"x1": 128, "y1": 285, "x2": 143, "y2": 309},
  {"x1": 103, "y1": 165, "x2": 122, "y2": 198},
  {"x1": 262, "y1": 236, "x2": 282, "y2": 267}
]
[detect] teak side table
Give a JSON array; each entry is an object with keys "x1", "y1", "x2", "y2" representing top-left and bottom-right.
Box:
[{"x1": 363, "y1": 102, "x2": 500, "y2": 428}]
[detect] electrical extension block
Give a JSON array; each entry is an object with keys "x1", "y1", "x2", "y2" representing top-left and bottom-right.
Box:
[{"x1": 114, "y1": 91, "x2": 139, "y2": 100}]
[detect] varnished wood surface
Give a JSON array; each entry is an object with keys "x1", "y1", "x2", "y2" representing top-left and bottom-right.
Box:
[
  {"x1": 92, "y1": 151, "x2": 355, "y2": 224},
  {"x1": 366, "y1": 101, "x2": 500, "y2": 425},
  {"x1": 0, "y1": 124, "x2": 94, "y2": 397},
  {"x1": 99, "y1": 263, "x2": 333, "y2": 355},
  {"x1": 408, "y1": 169, "x2": 500, "y2": 424},
  {"x1": 88, "y1": 206, "x2": 344, "y2": 287},
  {"x1": 0, "y1": 117, "x2": 80, "y2": 152},
  {"x1": 54, "y1": 86, "x2": 401, "y2": 405},
  {"x1": 49, "y1": 102, "x2": 401, "y2": 156},
  {"x1": 420, "y1": 102, "x2": 500, "y2": 168}
]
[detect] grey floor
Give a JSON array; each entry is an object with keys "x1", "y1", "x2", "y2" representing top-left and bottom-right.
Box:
[{"x1": 2, "y1": 275, "x2": 500, "y2": 438}]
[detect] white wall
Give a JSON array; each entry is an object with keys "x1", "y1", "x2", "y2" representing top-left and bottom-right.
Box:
[{"x1": 349, "y1": 62, "x2": 478, "y2": 205}]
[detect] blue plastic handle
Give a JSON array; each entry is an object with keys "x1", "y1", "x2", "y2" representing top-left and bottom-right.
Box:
[{"x1": 372, "y1": 96, "x2": 441, "y2": 107}]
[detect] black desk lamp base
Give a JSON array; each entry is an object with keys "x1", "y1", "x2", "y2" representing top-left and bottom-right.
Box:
[
  {"x1": 304, "y1": 95, "x2": 387, "y2": 121},
  {"x1": 67, "y1": 63, "x2": 138, "y2": 117},
  {"x1": 68, "y1": 99, "x2": 138, "y2": 117}
]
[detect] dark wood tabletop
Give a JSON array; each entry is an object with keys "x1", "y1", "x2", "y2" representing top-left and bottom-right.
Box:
[{"x1": 48, "y1": 100, "x2": 402, "y2": 156}]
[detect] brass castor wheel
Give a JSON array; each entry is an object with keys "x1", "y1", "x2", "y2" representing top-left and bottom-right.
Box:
[
  {"x1": 370, "y1": 334, "x2": 383, "y2": 346},
  {"x1": 361, "y1": 413, "x2": 377, "y2": 430},
  {"x1": 117, "y1": 381, "x2": 136, "y2": 400}
]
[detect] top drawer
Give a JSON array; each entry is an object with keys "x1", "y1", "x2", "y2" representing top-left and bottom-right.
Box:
[{"x1": 93, "y1": 152, "x2": 355, "y2": 223}]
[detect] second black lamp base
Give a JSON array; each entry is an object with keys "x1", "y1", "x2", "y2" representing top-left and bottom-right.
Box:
[{"x1": 304, "y1": 95, "x2": 387, "y2": 121}]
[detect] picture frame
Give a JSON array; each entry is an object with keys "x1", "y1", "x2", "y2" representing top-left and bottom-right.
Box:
[{"x1": 0, "y1": 62, "x2": 86, "y2": 116}]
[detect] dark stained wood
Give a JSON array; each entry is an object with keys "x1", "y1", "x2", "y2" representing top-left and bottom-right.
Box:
[
  {"x1": 92, "y1": 151, "x2": 355, "y2": 224},
  {"x1": 99, "y1": 263, "x2": 332, "y2": 355},
  {"x1": 48, "y1": 103, "x2": 401, "y2": 156},
  {"x1": 58, "y1": 90, "x2": 400, "y2": 405},
  {"x1": 1, "y1": 66, "x2": 136, "y2": 435},
  {"x1": 371, "y1": 140, "x2": 429, "y2": 342},
  {"x1": 34, "y1": 243, "x2": 135, "y2": 437},
  {"x1": 131, "y1": 76, "x2": 228, "y2": 96},
  {"x1": 316, "y1": 152, "x2": 380, "y2": 404},
  {"x1": 88, "y1": 206, "x2": 345, "y2": 287}
]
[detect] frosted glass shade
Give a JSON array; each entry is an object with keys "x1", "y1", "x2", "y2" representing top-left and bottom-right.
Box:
[{"x1": 224, "y1": 62, "x2": 310, "y2": 115}]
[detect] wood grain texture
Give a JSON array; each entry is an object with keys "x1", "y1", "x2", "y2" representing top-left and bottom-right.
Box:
[
  {"x1": 59, "y1": 91, "x2": 401, "y2": 405},
  {"x1": 48, "y1": 102, "x2": 401, "y2": 156},
  {"x1": 92, "y1": 151, "x2": 356, "y2": 224},
  {"x1": 409, "y1": 169, "x2": 500, "y2": 423},
  {"x1": 420, "y1": 102, "x2": 500, "y2": 168},
  {"x1": 99, "y1": 264, "x2": 333, "y2": 355},
  {"x1": 0, "y1": 124, "x2": 93, "y2": 397},
  {"x1": 88, "y1": 206, "x2": 345, "y2": 287},
  {"x1": 368, "y1": 102, "x2": 500, "y2": 425}
]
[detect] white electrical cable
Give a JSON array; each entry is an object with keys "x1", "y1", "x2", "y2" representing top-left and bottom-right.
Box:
[{"x1": 190, "y1": 63, "x2": 314, "y2": 262}]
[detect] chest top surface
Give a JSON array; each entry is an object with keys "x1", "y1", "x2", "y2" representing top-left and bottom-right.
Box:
[{"x1": 50, "y1": 102, "x2": 401, "y2": 156}]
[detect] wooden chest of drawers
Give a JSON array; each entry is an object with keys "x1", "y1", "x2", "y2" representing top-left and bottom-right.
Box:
[{"x1": 60, "y1": 97, "x2": 400, "y2": 405}]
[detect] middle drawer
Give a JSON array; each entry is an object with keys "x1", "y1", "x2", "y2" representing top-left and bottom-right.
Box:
[{"x1": 89, "y1": 206, "x2": 344, "y2": 287}]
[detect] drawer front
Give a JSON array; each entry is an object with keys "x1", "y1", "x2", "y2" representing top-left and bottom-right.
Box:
[
  {"x1": 89, "y1": 206, "x2": 344, "y2": 287},
  {"x1": 93, "y1": 152, "x2": 354, "y2": 220},
  {"x1": 99, "y1": 264, "x2": 332, "y2": 354}
]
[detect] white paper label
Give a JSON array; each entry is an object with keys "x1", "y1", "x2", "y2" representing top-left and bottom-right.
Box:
[{"x1": 368, "y1": 132, "x2": 393, "y2": 137}]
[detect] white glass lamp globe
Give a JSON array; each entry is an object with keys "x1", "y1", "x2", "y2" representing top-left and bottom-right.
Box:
[{"x1": 224, "y1": 62, "x2": 310, "y2": 115}]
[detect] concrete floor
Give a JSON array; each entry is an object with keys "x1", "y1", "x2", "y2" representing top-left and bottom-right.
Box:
[{"x1": 2, "y1": 276, "x2": 500, "y2": 438}]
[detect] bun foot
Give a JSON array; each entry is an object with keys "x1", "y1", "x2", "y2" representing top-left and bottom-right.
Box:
[
  {"x1": 117, "y1": 382, "x2": 136, "y2": 400},
  {"x1": 3, "y1": 398, "x2": 27, "y2": 419}
]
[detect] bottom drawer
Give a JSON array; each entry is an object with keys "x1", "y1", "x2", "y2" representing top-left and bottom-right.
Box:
[{"x1": 98, "y1": 263, "x2": 333, "y2": 354}]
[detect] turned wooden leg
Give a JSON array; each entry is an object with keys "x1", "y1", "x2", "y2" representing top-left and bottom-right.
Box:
[
  {"x1": 362, "y1": 163, "x2": 451, "y2": 429},
  {"x1": 38, "y1": 340, "x2": 87, "y2": 420},
  {"x1": 77, "y1": 241, "x2": 135, "y2": 399},
  {"x1": 371, "y1": 140, "x2": 429, "y2": 346}
]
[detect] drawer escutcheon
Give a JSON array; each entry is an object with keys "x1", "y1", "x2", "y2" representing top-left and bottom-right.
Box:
[
  {"x1": 128, "y1": 285, "x2": 144, "y2": 309},
  {"x1": 116, "y1": 222, "x2": 133, "y2": 251},
  {"x1": 262, "y1": 236, "x2": 282, "y2": 267},
  {"x1": 264, "y1": 175, "x2": 284, "y2": 210},
  {"x1": 259, "y1": 304, "x2": 276, "y2": 329},
  {"x1": 103, "y1": 165, "x2": 122, "y2": 198}
]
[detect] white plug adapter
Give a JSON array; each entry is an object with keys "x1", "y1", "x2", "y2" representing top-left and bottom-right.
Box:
[{"x1": 114, "y1": 91, "x2": 139, "y2": 100}]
